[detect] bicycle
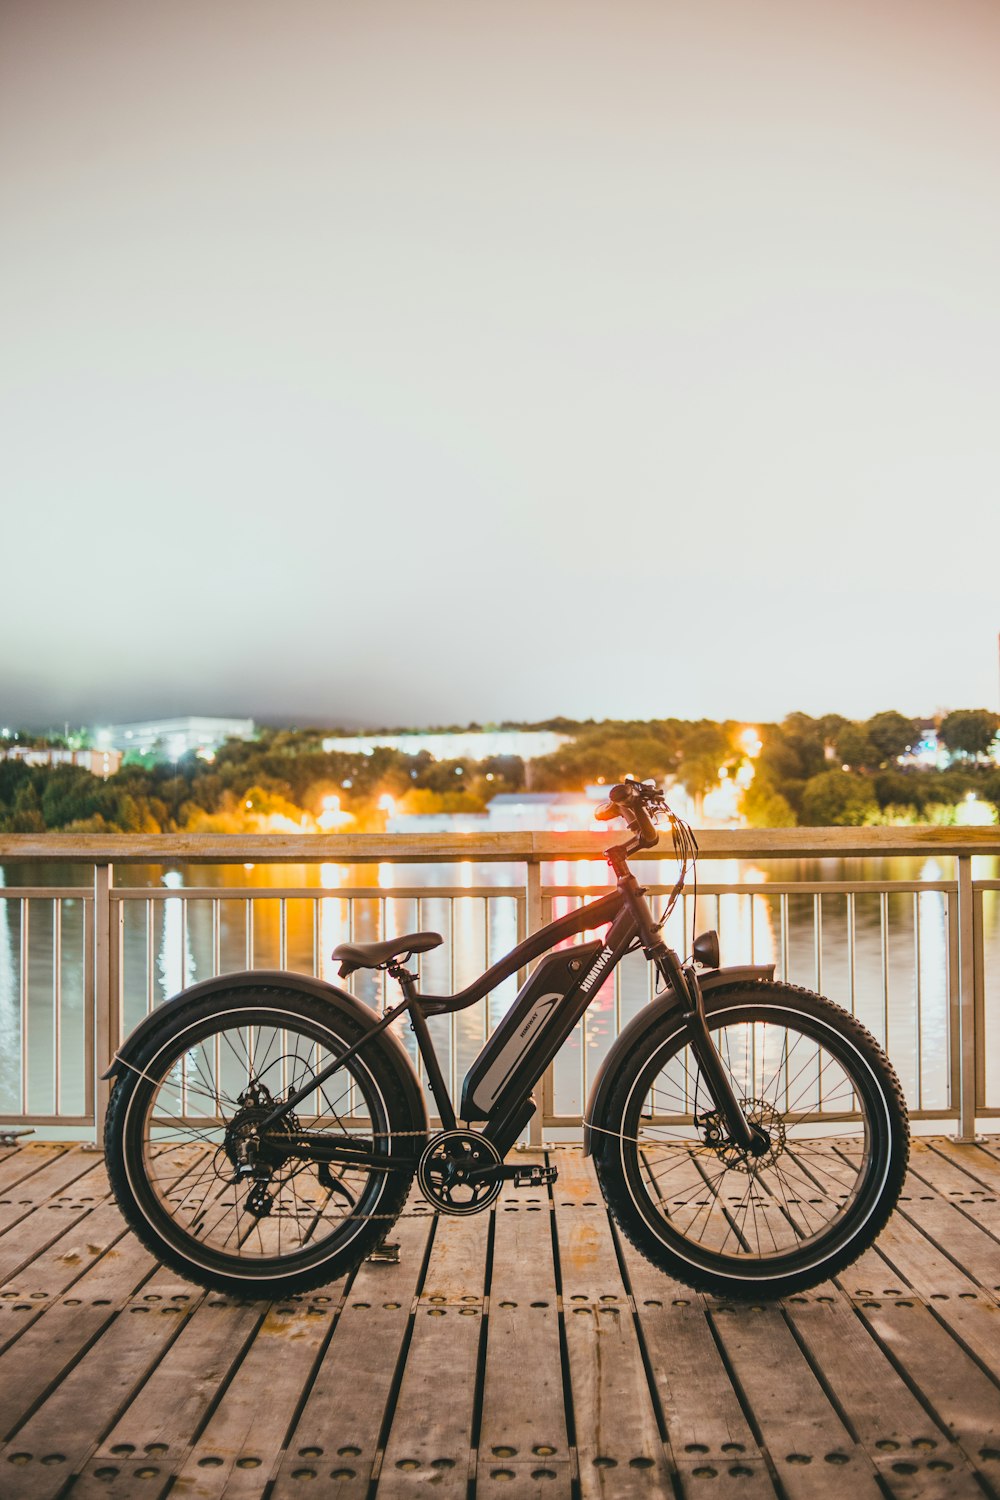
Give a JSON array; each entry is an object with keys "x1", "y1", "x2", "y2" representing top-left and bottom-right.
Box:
[{"x1": 103, "y1": 780, "x2": 909, "y2": 1299}]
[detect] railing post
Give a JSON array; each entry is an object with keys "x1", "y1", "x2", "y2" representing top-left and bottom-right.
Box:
[
  {"x1": 93, "y1": 862, "x2": 117, "y2": 1140},
  {"x1": 954, "y1": 854, "x2": 978, "y2": 1143},
  {"x1": 526, "y1": 857, "x2": 545, "y2": 1147}
]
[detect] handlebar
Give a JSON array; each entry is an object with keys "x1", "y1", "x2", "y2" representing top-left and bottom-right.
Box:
[{"x1": 594, "y1": 779, "x2": 664, "y2": 849}]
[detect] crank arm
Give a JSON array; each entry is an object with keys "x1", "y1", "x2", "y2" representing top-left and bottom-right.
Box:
[{"x1": 464, "y1": 1161, "x2": 557, "y2": 1185}]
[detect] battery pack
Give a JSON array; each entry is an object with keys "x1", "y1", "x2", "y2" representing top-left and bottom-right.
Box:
[{"x1": 460, "y1": 941, "x2": 603, "y2": 1121}]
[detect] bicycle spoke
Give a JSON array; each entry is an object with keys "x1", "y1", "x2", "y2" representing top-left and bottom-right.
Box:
[
  {"x1": 137, "y1": 1015, "x2": 389, "y2": 1264},
  {"x1": 619, "y1": 1006, "x2": 881, "y2": 1267}
]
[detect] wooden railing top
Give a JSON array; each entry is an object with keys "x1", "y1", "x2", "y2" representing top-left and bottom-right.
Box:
[{"x1": 0, "y1": 826, "x2": 998, "y2": 864}]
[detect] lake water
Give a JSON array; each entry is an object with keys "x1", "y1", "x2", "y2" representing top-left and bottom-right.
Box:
[{"x1": 2, "y1": 852, "x2": 999, "y2": 1125}]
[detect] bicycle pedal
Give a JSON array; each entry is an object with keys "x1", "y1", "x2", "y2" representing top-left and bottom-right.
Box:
[
  {"x1": 366, "y1": 1241, "x2": 400, "y2": 1264},
  {"x1": 511, "y1": 1165, "x2": 558, "y2": 1188}
]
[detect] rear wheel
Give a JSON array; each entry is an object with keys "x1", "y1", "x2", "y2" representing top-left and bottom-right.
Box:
[
  {"x1": 594, "y1": 983, "x2": 908, "y2": 1298},
  {"x1": 104, "y1": 987, "x2": 425, "y2": 1297}
]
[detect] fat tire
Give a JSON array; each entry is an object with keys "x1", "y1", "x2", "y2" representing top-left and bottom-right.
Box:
[
  {"x1": 593, "y1": 981, "x2": 909, "y2": 1300},
  {"x1": 104, "y1": 986, "x2": 424, "y2": 1298}
]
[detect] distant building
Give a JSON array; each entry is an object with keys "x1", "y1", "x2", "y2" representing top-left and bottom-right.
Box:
[
  {"x1": 0, "y1": 747, "x2": 122, "y2": 778},
  {"x1": 321, "y1": 729, "x2": 568, "y2": 762},
  {"x1": 386, "y1": 810, "x2": 489, "y2": 834},
  {"x1": 93, "y1": 716, "x2": 255, "y2": 761},
  {"x1": 484, "y1": 791, "x2": 600, "y2": 831},
  {"x1": 897, "y1": 722, "x2": 949, "y2": 770}
]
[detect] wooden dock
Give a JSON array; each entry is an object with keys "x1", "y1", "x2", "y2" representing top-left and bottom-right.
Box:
[{"x1": 0, "y1": 1140, "x2": 999, "y2": 1498}]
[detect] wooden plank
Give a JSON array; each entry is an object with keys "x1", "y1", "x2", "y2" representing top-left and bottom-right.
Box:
[
  {"x1": 0, "y1": 1147, "x2": 68, "y2": 1195},
  {"x1": 0, "y1": 1217, "x2": 167, "y2": 1443},
  {"x1": 708, "y1": 1300, "x2": 883, "y2": 1499},
  {"x1": 0, "y1": 1143, "x2": 208, "y2": 1363},
  {"x1": 905, "y1": 1141, "x2": 1000, "y2": 1249},
  {"x1": 271, "y1": 1208, "x2": 435, "y2": 1499},
  {"x1": 3, "y1": 1195, "x2": 125, "y2": 1296},
  {"x1": 619, "y1": 1238, "x2": 777, "y2": 1499},
  {"x1": 68, "y1": 1296, "x2": 267, "y2": 1500},
  {"x1": 165, "y1": 1292, "x2": 339, "y2": 1500},
  {"x1": 0, "y1": 1199, "x2": 134, "y2": 1357},
  {"x1": 833, "y1": 1240, "x2": 912, "y2": 1298},
  {"x1": 1, "y1": 1134, "x2": 999, "y2": 1499},
  {"x1": 933, "y1": 1138, "x2": 1000, "y2": 1197},
  {"x1": 477, "y1": 1158, "x2": 572, "y2": 1500},
  {"x1": 376, "y1": 1209, "x2": 488, "y2": 1499},
  {"x1": 865, "y1": 1200, "x2": 985, "y2": 1299},
  {"x1": 0, "y1": 1148, "x2": 106, "y2": 1243},
  {"x1": 83, "y1": 1296, "x2": 263, "y2": 1458},
  {"x1": 553, "y1": 1149, "x2": 672, "y2": 1497},
  {"x1": 0, "y1": 1285, "x2": 194, "y2": 1497},
  {"x1": 0, "y1": 1148, "x2": 225, "y2": 1478},
  {"x1": 855, "y1": 1296, "x2": 1000, "y2": 1469},
  {"x1": 784, "y1": 1292, "x2": 982, "y2": 1498},
  {"x1": 892, "y1": 1195, "x2": 1000, "y2": 1295},
  {"x1": 974, "y1": 1136, "x2": 1000, "y2": 1169},
  {"x1": 0, "y1": 1158, "x2": 111, "y2": 1286}
]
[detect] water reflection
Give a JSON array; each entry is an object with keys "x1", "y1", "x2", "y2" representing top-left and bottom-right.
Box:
[
  {"x1": 0, "y1": 868, "x2": 19, "y2": 1112},
  {"x1": 159, "y1": 871, "x2": 196, "y2": 998},
  {"x1": 1, "y1": 852, "x2": 998, "y2": 1124}
]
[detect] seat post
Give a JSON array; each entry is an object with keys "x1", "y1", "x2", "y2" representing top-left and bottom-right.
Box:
[
  {"x1": 389, "y1": 963, "x2": 456, "y2": 1130},
  {"x1": 387, "y1": 962, "x2": 419, "y2": 1006}
]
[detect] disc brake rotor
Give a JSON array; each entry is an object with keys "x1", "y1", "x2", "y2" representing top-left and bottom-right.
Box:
[{"x1": 700, "y1": 1098, "x2": 787, "y2": 1174}]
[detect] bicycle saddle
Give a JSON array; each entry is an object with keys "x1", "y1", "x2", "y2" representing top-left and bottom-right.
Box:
[{"x1": 333, "y1": 931, "x2": 443, "y2": 977}]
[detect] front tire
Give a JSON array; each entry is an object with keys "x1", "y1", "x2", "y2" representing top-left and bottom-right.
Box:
[
  {"x1": 594, "y1": 982, "x2": 908, "y2": 1299},
  {"x1": 104, "y1": 986, "x2": 425, "y2": 1298}
]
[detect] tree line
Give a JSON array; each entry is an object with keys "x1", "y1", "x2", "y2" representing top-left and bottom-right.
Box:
[{"x1": 0, "y1": 709, "x2": 998, "y2": 833}]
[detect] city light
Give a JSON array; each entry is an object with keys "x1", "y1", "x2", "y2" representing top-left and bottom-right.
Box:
[
  {"x1": 702, "y1": 778, "x2": 742, "y2": 823},
  {"x1": 318, "y1": 793, "x2": 354, "y2": 831},
  {"x1": 739, "y1": 727, "x2": 763, "y2": 759},
  {"x1": 956, "y1": 792, "x2": 996, "y2": 827}
]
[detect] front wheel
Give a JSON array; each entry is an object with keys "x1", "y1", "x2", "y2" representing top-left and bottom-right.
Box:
[
  {"x1": 104, "y1": 986, "x2": 425, "y2": 1297},
  {"x1": 594, "y1": 982, "x2": 909, "y2": 1299}
]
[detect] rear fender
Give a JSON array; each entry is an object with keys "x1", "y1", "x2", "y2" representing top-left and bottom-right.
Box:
[
  {"x1": 582, "y1": 964, "x2": 774, "y2": 1155},
  {"x1": 103, "y1": 969, "x2": 427, "y2": 1133}
]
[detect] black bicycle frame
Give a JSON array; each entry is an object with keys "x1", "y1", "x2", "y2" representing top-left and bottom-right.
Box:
[{"x1": 263, "y1": 856, "x2": 761, "y2": 1161}]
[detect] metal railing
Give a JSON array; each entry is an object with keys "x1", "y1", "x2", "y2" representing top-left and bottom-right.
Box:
[{"x1": 1, "y1": 827, "x2": 998, "y2": 1142}]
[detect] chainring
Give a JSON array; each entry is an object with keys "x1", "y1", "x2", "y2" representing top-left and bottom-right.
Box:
[{"x1": 417, "y1": 1129, "x2": 503, "y2": 1215}]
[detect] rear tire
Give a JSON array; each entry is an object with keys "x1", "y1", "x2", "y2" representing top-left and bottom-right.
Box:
[
  {"x1": 594, "y1": 982, "x2": 908, "y2": 1299},
  {"x1": 104, "y1": 986, "x2": 425, "y2": 1298}
]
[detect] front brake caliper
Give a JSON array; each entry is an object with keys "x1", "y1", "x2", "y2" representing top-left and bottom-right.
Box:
[{"x1": 695, "y1": 1108, "x2": 726, "y2": 1148}]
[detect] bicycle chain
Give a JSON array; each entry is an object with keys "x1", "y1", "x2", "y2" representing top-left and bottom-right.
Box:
[{"x1": 112, "y1": 1053, "x2": 733, "y2": 1225}]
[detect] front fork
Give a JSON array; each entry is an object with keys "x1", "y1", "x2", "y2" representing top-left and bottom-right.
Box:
[{"x1": 654, "y1": 947, "x2": 769, "y2": 1157}]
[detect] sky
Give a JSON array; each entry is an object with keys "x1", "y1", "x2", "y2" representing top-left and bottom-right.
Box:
[{"x1": 3, "y1": 0, "x2": 1000, "y2": 732}]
